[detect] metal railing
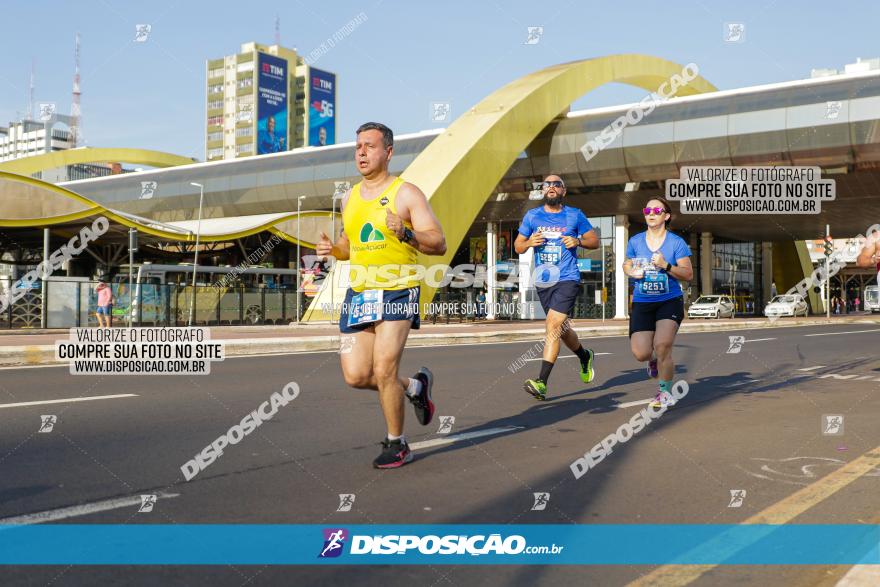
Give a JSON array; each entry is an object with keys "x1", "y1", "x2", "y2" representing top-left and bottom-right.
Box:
[
  {"x1": 0, "y1": 280, "x2": 309, "y2": 329},
  {"x1": 2, "y1": 280, "x2": 616, "y2": 329}
]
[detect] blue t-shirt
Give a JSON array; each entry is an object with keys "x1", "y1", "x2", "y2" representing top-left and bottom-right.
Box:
[
  {"x1": 258, "y1": 131, "x2": 284, "y2": 154},
  {"x1": 626, "y1": 231, "x2": 692, "y2": 303},
  {"x1": 518, "y1": 206, "x2": 593, "y2": 283}
]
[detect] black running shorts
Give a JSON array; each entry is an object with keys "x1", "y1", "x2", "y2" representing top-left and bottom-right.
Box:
[
  {"x1": 629, "y1": 296, "x2": 684, "y2": 337},
  {"x1": 536, "y1": 280, "x2": 580, "y2": 316}
]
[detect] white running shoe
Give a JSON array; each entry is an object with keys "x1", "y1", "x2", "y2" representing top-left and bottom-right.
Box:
[{"x1": 649, "y1": 390, "x2": 676, "y2": 409}]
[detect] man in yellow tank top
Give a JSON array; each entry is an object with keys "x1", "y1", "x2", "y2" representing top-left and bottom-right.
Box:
[{"x1": 316, "y1": 122, "x2": 447, "y2": 469}]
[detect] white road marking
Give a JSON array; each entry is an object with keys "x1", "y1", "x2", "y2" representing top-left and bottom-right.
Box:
[
  {"x1": 836, "y1": 563, "x2": 880, "y2": 586},
  {"x1": 743, "y1": 338, "x2": 776, "y2": 342},
  {"x1": 797, "y1": 365, "x2": 826, "y2": 371},
  {"x1": 222, "y1": 338, "x2": 555, "y2": 358},
  {"x1": 728, "y1": 379, "x2": 762, "y2": 387},
  {"x1": 410, "y1": 426, "x2": 524, "y2": 450},
  {"x1": 804, "y1": 329, "x2": 880, "y2": 337},
  {"x1": 0, "y1": 394, "x2": 138, "y2": 409},
  {"x1": 524, "y1": 352, "x2": 612, "y2": 362},
  {"x1": 0, "y1": 492, "x2": 180, "y2": 525},
  {"x1": 3, "y1": 321, "x2": 873, "y2": 369},
  {"x1": 614, "y1": 378, "x2": 761, "y2": 408},
  {"x1": 615, "y1": 398, "x2": 654, "y2": 409}
]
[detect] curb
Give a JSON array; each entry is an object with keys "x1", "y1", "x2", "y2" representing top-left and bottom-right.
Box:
[{"x1": 3, "y1": 317, "x2": 879, "y2": 367}]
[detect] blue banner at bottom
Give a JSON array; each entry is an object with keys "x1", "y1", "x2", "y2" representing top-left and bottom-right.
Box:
[{"x1": 0, "y1": 524, "x2": 877, "y2": 565}]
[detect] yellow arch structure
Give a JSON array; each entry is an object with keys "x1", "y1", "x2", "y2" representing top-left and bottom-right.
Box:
[
  {"x1": 0, "y1": 171, "x2": 338, "y2": 244},
  {"x1": 306, "y1": 54, "x2": 717, "y2": 320},
  {"x1": 0, "y1": 147, "x2": 195, "y2": 176}
]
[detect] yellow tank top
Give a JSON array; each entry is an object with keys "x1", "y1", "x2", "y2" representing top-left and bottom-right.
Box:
[{"x1": 343, "y1": 176, "x2": 419, "y2": 292}]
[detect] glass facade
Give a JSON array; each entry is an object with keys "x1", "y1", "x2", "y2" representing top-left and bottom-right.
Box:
[
  {"x1": 711, "y1": 241, "x2": 761, "y2": 314},
  {"x1": 575, "y1": 216, "x2": 615, "y2": 319},
  {"x1": 433, "y1": 216, "x2": 617, "y2": 321}
]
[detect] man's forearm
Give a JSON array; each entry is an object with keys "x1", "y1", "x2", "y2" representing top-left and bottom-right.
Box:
[
  {"x1": 579, "y1": 236, "x2": 599, "y2": 249},
  {"x1": 410, "y1": 229, "x2": 446, "y2": 255},
  {"x1": 331, "y1": 241, "x2": 350, "y2": 261},
  {"x1": 856, "y1": 248, "x2": 876, "y2": 268}
]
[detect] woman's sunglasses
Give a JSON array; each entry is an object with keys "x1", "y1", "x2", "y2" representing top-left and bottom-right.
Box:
[{"x1": 643, "y1": 207, "x2": 667, "y2": 216}]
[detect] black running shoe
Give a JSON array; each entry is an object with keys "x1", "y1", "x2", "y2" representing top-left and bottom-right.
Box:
[
  {"x1": 408, "y1": 367, "x2": 435, "y2": 426},
  {"x1": 373, "y1": 438, "x2": 413, "y2": 469}
]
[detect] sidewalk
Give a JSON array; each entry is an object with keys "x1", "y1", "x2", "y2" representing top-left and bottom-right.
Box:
[{"x1": 2, "y1": 314, "x2": 878, "y2": 367}]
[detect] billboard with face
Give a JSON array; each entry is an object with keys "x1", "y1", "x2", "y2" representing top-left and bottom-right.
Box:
[
  {"x1": 257, "y1": 53, "x2": 288, "y2": 155},
  {"x1": 308, "y1": 68, "x2": 336, "y2": 146}
]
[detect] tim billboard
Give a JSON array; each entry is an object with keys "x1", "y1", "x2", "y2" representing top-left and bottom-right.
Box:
[
  {"x1": 257, "y1": 53, "x2": 288, "y2": 154},
  {"x1": 308, "y1": 68, "x2": 336, "y2": 147}
]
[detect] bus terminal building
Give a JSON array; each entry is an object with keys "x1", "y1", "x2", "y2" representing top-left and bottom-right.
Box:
[{"x1": 1, "y1": 55, "x2": 879, "y2": 328}]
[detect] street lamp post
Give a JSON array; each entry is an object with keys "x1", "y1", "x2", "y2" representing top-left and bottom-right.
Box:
[
  {"x1": 296, "y1": 195, "x2": 306, "y2": 322},
  {"x1": 601, "y1": 241, "x2": 606, "y2": 323},
  {"x1": 188, "y1": 182, "x2": 204, "y2": 327},
  {"x1": 331, "y1": 189, "x2": 346, "y2": 324},
  {"x1": 826, "y1": 224, "x2": 831, "y2": 319}
]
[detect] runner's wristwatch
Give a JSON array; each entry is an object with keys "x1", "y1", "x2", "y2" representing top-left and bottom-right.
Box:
[
  {"x1": 401, "y1": 228, "x2": 415, "y2": 244},
  {"x1": 665, "y1": 262, "x2": 672, "y2": 271}
]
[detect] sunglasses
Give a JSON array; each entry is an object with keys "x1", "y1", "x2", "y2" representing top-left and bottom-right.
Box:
[
  {"x1": 643, "y1": 207, "x2": 667, "y2": 216},
  {"x1": 542, "y1": 181, "x2": 565, "y2": 188}
]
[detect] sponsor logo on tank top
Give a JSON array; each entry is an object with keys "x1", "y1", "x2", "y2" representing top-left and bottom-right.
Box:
[{"x1": 352, "y1": 222, "x2": 389, "y2": 253}]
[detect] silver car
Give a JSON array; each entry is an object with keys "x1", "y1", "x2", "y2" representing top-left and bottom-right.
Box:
[
  {"x1": 687, "y1": 295, "x2": 736, "y2": 319},
  {"x1": 764, "y1": 294, "x2": 809, "y2": 318}
]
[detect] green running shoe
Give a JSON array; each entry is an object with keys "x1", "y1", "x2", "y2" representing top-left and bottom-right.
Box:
[
  {"x1": 579, "y1": 349, "x2": 595, "y2": 383},
  {"x1": 523, "y1": 379, "x2": 547, "y2": 401}
]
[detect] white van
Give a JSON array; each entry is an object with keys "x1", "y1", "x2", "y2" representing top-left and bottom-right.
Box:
[{"x1": 864, "y1": 286, "x2": 879, "y2": 313}]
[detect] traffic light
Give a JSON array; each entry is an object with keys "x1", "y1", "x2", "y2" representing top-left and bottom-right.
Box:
[
  {"x1": 604, "y1": 250, "x2": 614, "y2": 281},
  {"x1": 823, "y1": 236, "x2": 833, "y2": 256}
]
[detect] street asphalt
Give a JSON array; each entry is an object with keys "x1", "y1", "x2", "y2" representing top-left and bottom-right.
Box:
[{"x1": 0, "y1": 321, "x2": 878, "y2": 586}]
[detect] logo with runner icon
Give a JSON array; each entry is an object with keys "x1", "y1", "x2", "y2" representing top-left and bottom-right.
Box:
[
  {"x1": 531, "y1": 492, "x2": 550, "y2": 511},
  {"x1": 336, "y1": 494, "x2": 355, "y2": 512},
  {"x1": 38, "y1": 415, "x2": 57, "y2": 433},
  {"x1": 822, "y1": 414, "x2": 844, "y2": 435},
  {"x1": 319, "y1": 528, "x2": 348, "y2": 558},
  {"x1": 359, "y1": 222, "x2": 385, "y2": 243},
  {"x1": 728, "y1": 489, "x2": 746, "y2": 508}
]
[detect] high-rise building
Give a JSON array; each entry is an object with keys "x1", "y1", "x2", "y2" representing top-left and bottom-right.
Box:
[
  {"x1": 811, "y1": 57, "x2": 880, "y2": 78},
  {"x1": 0, "y1": 117, "x2": 115, "y2": 182},
  {"x1": 0, "y1": 118, "x2": 73, "y2": 161},
  {"x1": 205, "y1": 42, "x2": 338, "y2": 161}
]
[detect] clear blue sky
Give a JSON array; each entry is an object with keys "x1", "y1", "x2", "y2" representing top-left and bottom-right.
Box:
[{"x1": 1, "y1": 0, "x2": 877, "y2": 160}]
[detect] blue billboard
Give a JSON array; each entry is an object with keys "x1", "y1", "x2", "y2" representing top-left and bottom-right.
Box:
[
  {"x1": 577, "y1": 258, "x2": 596, "y2": 272},
  {"x1": 308, "y1": 68, "x2": 336, "y2": 146},
  {"x1": 257, "y1": 53, "x2": 288, "y2": 155}
]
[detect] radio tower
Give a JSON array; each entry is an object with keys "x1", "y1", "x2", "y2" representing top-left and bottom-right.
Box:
[
  {"x1": 28, "y1": 59, "x2": 35, "y2": 120},
  {"x1": 274, "y1": 15, "x2": 280, "y2": 45},
  {"x1": 70, "y1": 32, "x2": 81, "y2": 147}
]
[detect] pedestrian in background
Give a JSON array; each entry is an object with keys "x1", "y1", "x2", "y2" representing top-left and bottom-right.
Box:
[{"x1": 95, "y1": 281, "x2": 114, "y2": 327}]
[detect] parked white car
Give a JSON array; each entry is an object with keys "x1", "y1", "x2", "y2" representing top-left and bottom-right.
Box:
[
  {"x1": 764, "y1": 294, "x2": 808, "y2": 318},
  {"x1": 687, "y1": 295, "x2": 736, "y2": 319},
  {"x1": 864, "y1": 286, "x2": 879, "y2": 313}
]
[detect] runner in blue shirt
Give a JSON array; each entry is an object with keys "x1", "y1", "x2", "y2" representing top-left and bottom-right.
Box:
[
  {"x1": 514, "y1": 174, "x2": 599, "y2": 400},
  {"x1": 622, "y1": 197, "x2": 694, "y2": 408}
]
